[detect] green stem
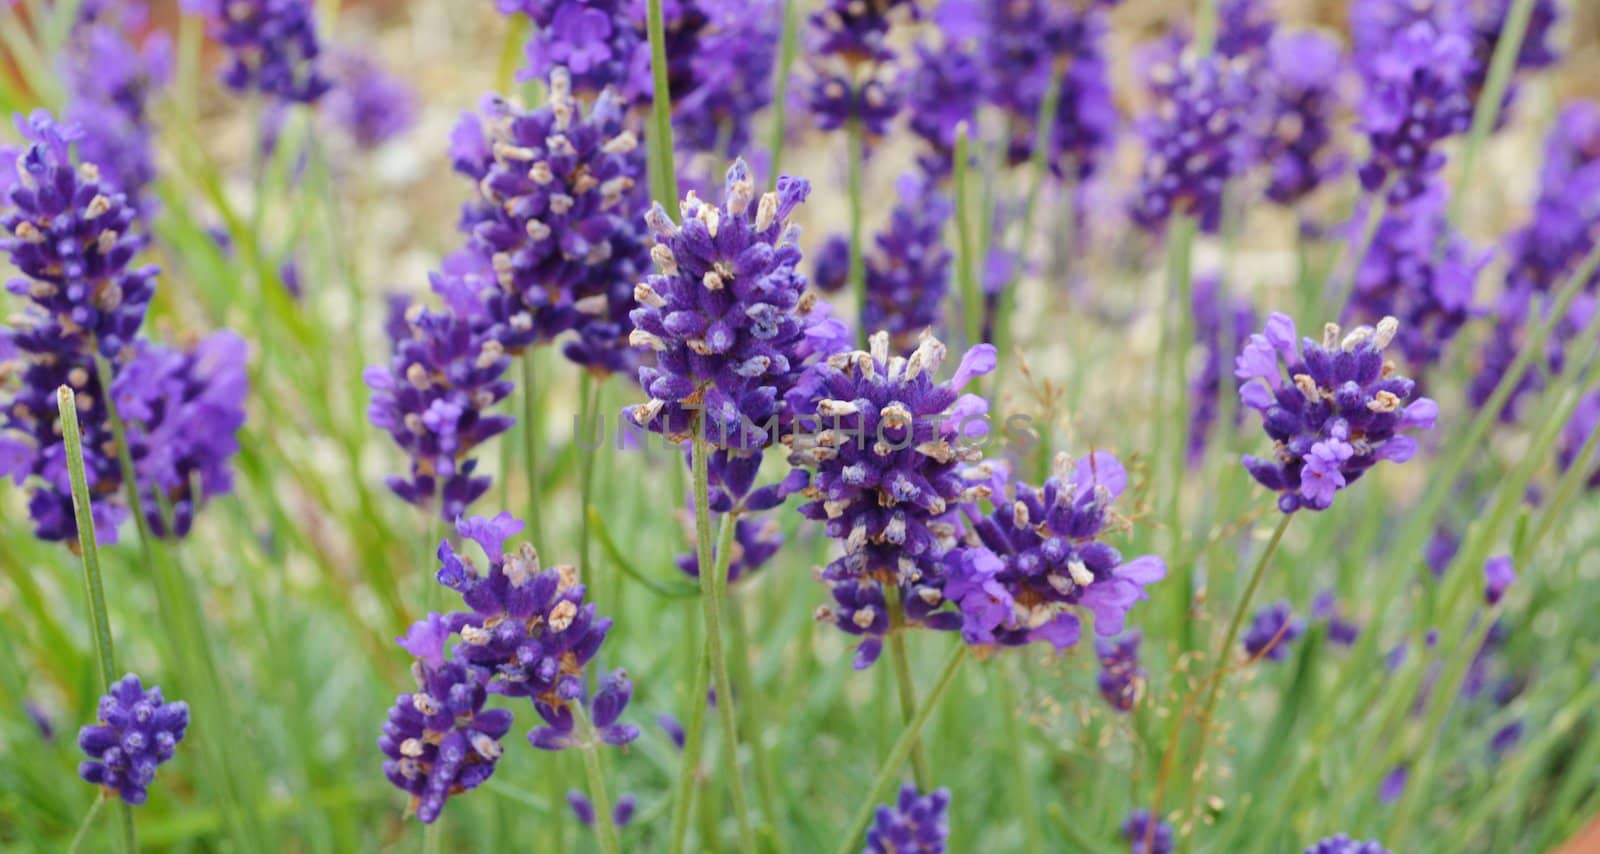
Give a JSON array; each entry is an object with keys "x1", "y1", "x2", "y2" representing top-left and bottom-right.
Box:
[
  {"x1": 1448, "y1": 0, "x2": 1538, "y2": 224},
  {"x1": 66, "y1": 795, "x2": 109, "y2": 854},
  {"x1": 645, "y1": 0, "x2": 679, "y2": 207},
  {"x1": 421, "y1": 820, "x2": 442, "y2": 854},
  {"x1": 832, "y1": 644, "x2": 968, "y2": 854},
  {"x1": 999, "y1": 668, "x2": 1043, "y2": 854},
  {"x1": 1193, "y1": 0, "x2": 1220, "y2": 55},
  {"x1": 953, "y1": 124, "x2": 980, "y2": 348},
  {"x1": 765, "y1": 0, "x2": 800, "y2": 191},
  {"x1": 668, "y1": 643, "x2": 713, "y2": 854},
  {"x1": 727, "y1": 588, "x2": 787, "y2": 852},
  {"x1": 994, "y1": 66, "x2": 1066, "y2": 389},
  {"x1": 884, "y1": 587, "x2": 929, "y2": 790},
  {"x1": 57, "y1": 387, "x2": 136, "y2": 854},
  {"x1": 520, "y1": 354, "x2": 545, "y2": 546},
  {"x1": 1163, "y1": 216, "x2": 1197, "y2": 645},
  {"x1": 578, "y1": 371, "x2": 600, "y2": 589},
  {"x1": 496, "y1": 15, "x2": 531, "y2": 93},
  {"x1": 847, "y1": 119, "x2": 868, "y2": 349},
  {"x1": 574, "y1": 704, "x2": 622, "y2": 854}
]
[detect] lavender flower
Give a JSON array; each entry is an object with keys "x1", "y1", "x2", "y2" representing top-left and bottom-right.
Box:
[
  {"x1": 902, "y1": 41, "x2": 983, "y2": 177},
  {"x1": 952, "y1": 452, "x2": 1167, "y2": 651},
  {"x1": 1260, "y1": 31, "x2": 1345, "y2": 205},
  {"x1": 187, "y1": 0, "x2": 332, "y2": 103},
  {"x1": 60, "y1": 7, "x2": 171, "y2": 212},
  {"x1": 813, "y1": 233, "x2": 852, "y2": 294},
  {"x1": 435, "y1": 512, "x2": 612, "y2": 705},
  {"x1": 380, "y1": 617, "x2": 513, "y2": 824},
  {"x1": 1131, "y1": 48, "x2": 1255, "y2": 233},
  {"x1": 503, "y1": 0, "x2": 642, "y2": 97},
  {"x1": 627, "y1": 159, "x2": 821, "y2": 447},
  {"x1": 862, "y1": 172, "x2": 952, "y2": 353},
  {"x1": 864, "y1": 785, "x2": 950, "y2": 853},
  {"x1": 1236, "y1": 313, "x2": 1439, "y2": 513},
  {"x1": 1460, "y1": 0, "x2": 1561, "y2": 126},
  {"x1": 1304, "y1": 835, "x2": 1392, "y2": 854},
  {"x1": 78, "y1": 674, "x2": 188, "y2": 806},
  {"x1": 568, "y1": 789, "x2": 637, "y2": 826},
  {"x1": 528, "y1": 669, "x2": 641, "y2": 751},
  {"x1": 676, "y1": 511, "x2": 783, "y2": 585},
  {"x1": 1122, "y1": 808, "x2": 1174, "y2": 854},
  {"x1": 452, "y1": 72, "x2": 652, "y2": 373},
  {"x1": 364, "y1": 287, "x2": 514, "y2": 522},
  {"x1": 1214, "y1": 0, "x2": 1277, "y2": 61},
  {"x1": 1311, "y1": 590, "x2": 1360, "y2": 646},
  {"x1": 323, "y1": 51, "x2": 417, "y2": 149},
  {"x1": 1354, "y1": 16, "x2": 1474, "y2": 204},
  {"x1": 1188, "y1": 275, "x2": 1256, "y2": 465},
  {"x1": 1483, "y1": 555, "x2": 1515, "y2": 605},
  {"x1": 1243, "y1": 600, "x2": 1304, "y2": 661},
  {"x1": 1347, "y1": 185, "x2": 1488, "y2": 370},
  {"x1": 802, "y1": 0, "x2": 910, "y2": 138},
  {"x1": 1096, "y1": 632, "x2": 1144, "y2": 712},
  {"x1": 1558, "y1": 391, "x2": 1600, "y2": 489},
  {"x1": 1378, "y1": 764, "x2": 1407, "y2": 803},
  {"x1": 667, "y1": 0, "x2": 781, "y2": 158}
]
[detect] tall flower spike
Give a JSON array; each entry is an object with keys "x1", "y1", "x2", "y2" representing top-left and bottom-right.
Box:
[
  {"x1": 950, "y1": 452, "x2": 1166, "y2": 652},
  {"x1": 1131, "y1": 46, "x2": 1256, "y2": 233},
  {"x1": 527, "y1": 668, "x2": 640, "y2": 751},
  {"x1": 78, "y1": 674, "x2": 189, "y2": 806},
  {"x1": 1354, "y1": 15, "x2": 1474, "y2": 204},
  {"x1": 503, "y1": 0, "x2": 642, "y2": 97},
  {"x1": 1260, "y1": 31, "x2": 1345, "y2": 206},
  {"x1": 862, "y1": 172, "x2": 953, "y2": 354},
  {"x1": 668, "y1": 0, "x2": 782, "y2": 159},
  {"x1": 323, "y1": 50, "x2": 417, "y2": 150},
  {"x1": 379, "y1": 616, "x2": 514, "y2": 824},
  {"x1": 60, "y1": 5, "x2": 172, "y2": 213},
  {"x1": 186, "y1": 0, "x2": 332, "y2": 103},
  {"x1": 802, "y1": 0, "x2": 912, "y2": 138},
  {"x1": 787, "y1": 331, "x2": 997, "y2": 667},
  {"x1": 452, "y1": 73, "x2": 652, "y2": 373},
  {"x1": 628, "y1": 159, "x2": 828, "y2": 448},
  {"x1": 1236, "y1": 313, "x2": 1438, "y2": 513},
  {"x1": 864, "y1": 785, "x2": 950, "y2": 854}
]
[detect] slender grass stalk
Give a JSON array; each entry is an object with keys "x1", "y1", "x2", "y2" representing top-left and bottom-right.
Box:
[
  {"x1": 1448, "y1": 0, "x2": 1538, "y2": 224},
  {"x1": 1152, "y1": 512, "x2": 1292, "y2": 851},
  {"x1": 520, "y1": 355, "x2": 546, "y2": 545},
  {"x1": 883, "y1": 585, "x2": 929, "y2": 790},
  {"x1": 952, "y1": 124, "x2": 980, "y2": 348},
  {"x1": 645, "y1": 0, "x2": 679, "y2": 208},
  {"x1": 422, "y1": 820, "x2": 443, "y2": 854},
  {"x1": 57, "y1": 387, "x2": 135, "y2": 854},
  {"x1": 496, "y1": 15, "x2": 530, "y2": 93},
  {"x1": 1323, "y1": 193, "x2": 1389, "y2": 316},
  {"x1": 588, "y1": 506, "x2": 701, "y2": 598},
  {"x1": 1192, "y1": 0, "x2": 1220, "y2": 56},
  {"x1": 668, "y1": 644, "x2": 713, "y2": 854},
  {"x1": 847, "y1": 118, "x2": 868, "y2": 349},
  {"x1": 66, "y1": 794, "x2": 111, "y2": 854},
  {"x1": 766, "y1": 0, "x2": 800, "y2": 191},
  {"x1": 726, "y1": 594, "x2": 787, "y2": 853},
  {"x1": 831, "y1": 644, "x2": 968, "y2": 854},
  {"x1": 577, "y1": 371, "x2": 601, "y2": 587},
  {"x1": 574, "y1": 703, "x2": 622, "y2": 854},
  {"x1": 1162, "y1": 215, "x2": 1197, "y2": 637},
  {"x1": 998, "y1": 667, "x2": 1043, "y2": 854}
]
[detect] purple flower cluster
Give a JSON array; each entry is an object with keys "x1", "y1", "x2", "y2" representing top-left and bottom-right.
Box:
[
  {"x1": 1259, "y1": 31, "x2": 1346, "y2": 205},
  {"x1": 864, "y1": 785, "x2": 950, "y2": 854},
  {"x1": 2, "y1": 112, "x2": 244, "y2": 543},
  {"x1": 452, "y1": 73, "x2": 653, "y2": 372},
  {"x1": 787, "y1": 332, "x2": 995, "y2": 667},
  {"x1": 1347, "y1": 186, "x2": 1488, "y2": 370},
  {"x1": 503, "y1": 0, "x2": 641, "y2": 97},
  {"x1": 860, "y1": 172, "x2": 952, "y2": 353},
  {"x1": 1304, "y1": 835, "x2": 1392, "y2": 854},
  {"x1": 1096, "y1": 632, "x2": 1144, "y2": 712},
  {"x1": 802, "y1": 0, "x2": 914, "y2": 138},
  {"x1": 1311, "y1": 590, "x2": 1360, "y2": 646},
  {"x1": 1460, "y1": 0, "x2": 1562, "y2": 126},
  {"x1": 187, "y1": 0, "x2": 332, "y2": 103},
  {"x1": 1123, "y1": 808, "x2": 1175, "y2": 854},
  {"x1": 1354, "y1": 15, "x2": 1474, "y2": 204},
  {"x1": 365, "y1": 286, "x2": 515, "y2": 522},
  {"x1": 380, "y1": 512, "x2": 634, "y2": 823},
  {"x1": 77, "y1": 674, "x2": 189, "y2": 806},
  {"x1": 323, "y1": 50, "x2": 417, "y2": 150},
  {"x1": 1236, "y1": 313, "x2": 1439, "y2": 513},
  {"x1": 1131, "y1": 48, "x2": 1255, "y2": 233},
  {"x1": 59, "y1": 5, "x2": 171, "y2": 212},
  {"x1": 656, "y1": 0, "x2": 782, "y2": 158},
  {"x1": 1188, "y1": 274, "x2": 1256, "y2": 465},
  {"x1": 627, "y1": 159, "x2": 824, "y2": 447},
  {"x1": 567, "y1": 789, "x2": 638, "y2": 827},
  {"x1": 1243, "y1": 600, "x2": 1304, "y2": 661},
  {"x1": 952, "y1": 452, "x2": 1166, "y2": 651},
  {"x1": 676, "y1": 510, "x2": 784, "y2": 585},
  {"x1": 901, "y1": 41, "x2": 984, "y2": 177}
]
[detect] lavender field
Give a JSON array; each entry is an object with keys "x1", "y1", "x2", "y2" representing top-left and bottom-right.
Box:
[{"x1": 2, "y1": 0, "x2": 1600, "y2": 851}]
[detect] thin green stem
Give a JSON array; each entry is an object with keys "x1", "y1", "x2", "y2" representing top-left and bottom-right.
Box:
[
  {"x1": 832, "y1": 644, "x2": 968, "y2": 854},
  {"x1": 953, "y1": 124, "x2": 980, "y2": 348},
  {"x1": 847, "y1": 119, "x2": 868, "y2": 349},
  {"x1": 66, "y1": 795, "x2": 109, "y2": 854},
  {"x1": 422, "y1": 820, "x2": 443, "y2": 854},
  {"x1": 1449, "y1": 0, "x2": 1538, "y2": 224},
  {"x1": 1193, "y1": 0, "x2": 1220, "y2": 55},
  {"x1": 578, "y1": 371, "x2": 600, "y2": 588},
  {"x1": 994, "y1": 66, "x2": 1066, "y2": 389},
  {"x1": 765, "y1": 0, "x2": 800, "y2": 191},
  {"x1": 1162, "y1": 216, "x2": 1197, "y2": 646},
  {"x1": 999, "y1": 668, "x2": 1043, "y2": 854},
  {"x1": 645, "y1": 0, "x2": 679, "y2": 207},
  {"x1": 520, "y1": 354, "x2": 545, "y2": 545},
  {"x1": 668, "y1": 643, "x2": 712, "y2": 854},
  {"x1": 574, "y1": 704, "x2": 622, "y2": 854},
  {"x1": 496, "y1": 14, "x2": 531, "y2": 93},
  {"x1": 884, "y1": 586, "x2": 929, "y2": 790},
  {"x1": 727, "y1": 581, "x2": 786, "y2": 852}
]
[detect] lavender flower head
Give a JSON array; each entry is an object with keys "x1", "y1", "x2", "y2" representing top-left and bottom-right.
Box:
[
  {"x1": 627, "y1": 159, "x2": 820, "y2": 448},
  {"x1": 951, "y1": 452, "x2": 1167, "y2": 652},
  {"x1": 78, "y1": 674, "x2": 188, "y2": 805},
  {"x1": 323, "y1": 51, "x2": 417, "y2": 149},
  {"x1": 452, "y1": 71, "x2": 652, "y2": 373},
  {"x1": 1243, "y1": 600, "x2": 1304, "y2": 661},
  {"x1": 1355, "y1": 16, "x2": 1474, "y2": 204},
  {"x1": 864, "y1": 785, "x2": 950, "y2": 854},
  {"x1": 902, "y1": 39, "x2": 983, "y2": 176},
  {"x1": 1347, "y1": 185, "x2": 1488, "y2": 370},
  {"x1": 802, "y1": 0, "x2": 911, "y2": 138},
  {"x1": 435, "y1": 512, "x2": 612, "y2": 706},
  {"x1": 1123, "y1": 808, "x2": 1175, "y2": 854},
  {"x1": 1304, "y1": 835, "x2": 1392, "y2": 854},
  {"x1": 187, "y1": 0, "x2": 333, "y2": 103},
  {"x1": 1096, "y1": 632, "x2": 1144, "y2": 712},
  {"x1": 1236, "y1": 313, "x2": 1439, "y2": 513},
  {"x1": 1131, "y1": 46, "x2": 1255, "y2": 233},
  {"x1": 862, "y1": 172, "x2": 952, "y2": 353},
  {"x1": 667, "y1": 0, "x2": 782, "y2": 158},
  {"x1": 1261, "y1": 31, "x2": 1346, "y2": 205},
  {"x1": 380, "y1": 616, "x2": 514, "y2": 824},
  {"x1": 1483, "y1": 555, "x2": 1515, "y2": 605},
  {"x1": 1188, "y1": 274, "x2": 1256, "y2": 465},
  {"x1": 787, "y1": 332, "x2": 997, "y2": 667},
  {"x1": 60, "y1": 7, "x2": 172, "y2": 211},
  {"x1": 506, "y1": 0, "x2": 642, "y2": 97},
  {"x1": 528, "y1": 668, "x2": 641, "y2": 751}
]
